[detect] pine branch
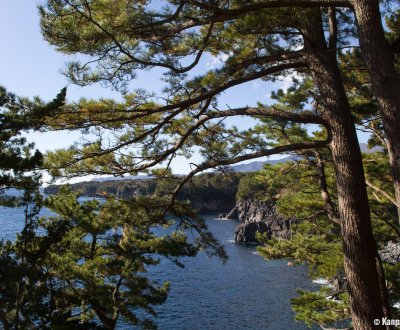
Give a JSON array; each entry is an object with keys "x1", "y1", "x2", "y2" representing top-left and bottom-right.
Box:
[{"x1": 166, "y1": 137, "x2": 331, "y2": 213}]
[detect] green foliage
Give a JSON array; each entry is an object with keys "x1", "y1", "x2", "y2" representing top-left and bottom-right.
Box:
[
  {"x1": 336, "y1": 18, "x2": 400, "y2": 151},
  {"x1": 362, "y1": 151, "x2": 400, "y2": 245},
  {"x1": 254, "y1": 160, "x2": 334, "y2": 218},
  {"x1": 0, "y1": 86, "x2": 65, "y2": 191},
  {"x1": 0, "y1": 182, "x2": 47, "y2": 329},
  {"x1": 236, "y1": 172, "x2": 272, "y2": 201},
  {"x1": 270, "y1": 78, "x2": 315, "y2": 110},
  {"x1": 253, "y1": 70, "x2": 400, "y2": 327},
  {"x1": 292, "y1": 289, "x2": 351, "y2": 328},
  {"x1": 258, "y1": 221, "x2": 343, "y2": 279},
  {"x1": 384, "y1": 262, "x2": 400, "y2": 319},
  {"x1": 45, "y1": 178, "x2": 158, "y2": 198},
  {"x1": 0, "y1": 86, "x2": 228, "y2": 328},
  {"x1": 40, "y1": 187, "x2": 198, "y2": 328},
  {"x1": 36, "y1": 2, "x2": 400, "y2": 329},
  {"x1": 0, "y1": 186, "x2": 221, "y2": 328},
  {"x1": 386, "y1": 9, "x2": 400, "y2": 72},
  {"x1": 255, "y1": 159, "x2": 349, "y2": 329},
  {"x1": 363, "y1": 152, "x2": 394, "y2": 205},
  {"x1": 339, "y1": 49, "x2": 379, "y2": 122},
  {"x1": 36, "y1": 2, "x2": 337, "y2": 180},
  {"x1": 0, "y1": 86, "x2": 67, "y2": 328}
]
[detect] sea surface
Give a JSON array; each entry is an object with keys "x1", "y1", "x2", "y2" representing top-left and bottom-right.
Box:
[{"x1": 0, "y1": 202, "x2": 315, "y2": 330}]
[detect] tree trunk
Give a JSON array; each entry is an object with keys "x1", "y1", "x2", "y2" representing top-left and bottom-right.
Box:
[
  {"x1": 314, "y1": 151, "x2": 341, "y2": 225},
  {"x1": 352, "y1": 0, "x2": 400, "y2": 222},
  {"x1": 302, "y1": 10, "x2": 391, "y2": 329}
]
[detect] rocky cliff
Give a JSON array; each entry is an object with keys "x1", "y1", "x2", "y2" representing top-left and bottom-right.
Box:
[{"x1": 220, "y1": 200, "x2": 296, "y2": 243}]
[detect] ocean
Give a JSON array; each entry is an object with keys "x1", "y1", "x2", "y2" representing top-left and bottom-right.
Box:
[{"x1": 0, "y1": 204, "x2": 314, "y2": 329}]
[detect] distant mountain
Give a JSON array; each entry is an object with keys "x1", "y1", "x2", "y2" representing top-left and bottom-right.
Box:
[
  {"x1": 229, "y1": 143, "x2": 383, "y2": 173},
  {"x1": 229, "y1": 156, "x2": 299, "y2": 173},
  {"x1": 91, "y1": 175, "x2": 152, "y2": 182},
  {"x1": 359, "y1": 143, "x2": 384, "y2": 153},
  {"x1": 88, "y1": 144, "x2": 381, "y2": 182},
  {"x1": 88, "y1": 157, "x2": 298, "y2": 182}
]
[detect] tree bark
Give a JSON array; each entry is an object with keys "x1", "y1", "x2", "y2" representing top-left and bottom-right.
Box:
[
  {"x1": 302, "y1": 10, "x2": 391, "y2": 329},
  {"x1": 352, "y1": 0, "x2": 400, "y2": 222},
  {"x1": 314, "y1": 151, "x2": 341, "y2": 225}
]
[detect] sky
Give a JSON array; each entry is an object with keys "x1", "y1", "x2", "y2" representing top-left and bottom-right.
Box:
[{"x1": 0, "y1": 2, "x2": 369, "y2": 181}]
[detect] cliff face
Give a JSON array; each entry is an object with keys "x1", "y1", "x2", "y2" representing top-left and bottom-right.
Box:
[
  {"x1": 191, "y1": 199, "x2": 235, "y2": 213},
  {"x1": 221, "y1": 200, "x2": 296, "y2": 243}
]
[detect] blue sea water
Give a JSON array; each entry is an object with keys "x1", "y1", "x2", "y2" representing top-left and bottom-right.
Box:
[{"x1": 0, "y1": 205, "x2": 314, "y2": 330}]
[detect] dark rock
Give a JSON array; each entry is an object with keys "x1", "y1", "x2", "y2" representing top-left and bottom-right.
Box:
[
  {"x1": 233, "y1": 200, "x2": 276, "y2": 223},
  {"x1": 235, "y1": 222, "x2": 270, "y2": 243},
  {"x1": 225, "y1": 207, "x2": 239, "y2": 219},
  {"x1": 231, "y1": 200, "x2": 296, "y2": 243},
  {"x1": 332, "y1": 276, "x2": 347, "y2": 293}
]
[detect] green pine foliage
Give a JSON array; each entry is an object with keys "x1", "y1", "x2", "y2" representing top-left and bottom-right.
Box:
[
  {"x1": 0, "y1": 86, "x2": 67, "y2": 328},
  {"x1": 291, "y1": 289, "x2": 351, "y2": 329},
  {"x1": 236, "y1": 172, "x2": 273, "y2": 202},
  {"x1": 252, "y1": 68, "x2": 400, "y2": 328},
  {"x1": 32, "y1": 2, "x2": 400, "y2": 329},
  {"x1": 0, "y1": 186, "x2": 223, "y2": 328},
  {"x1": 258, "y1": 221, "x2": 343, "y2": 279},
  {"x1": 40, "y1": 187, "x2": 199, "y2": 328},
  {"x1": 0, "y1": 86, "x2": 65, "y2": 191},
  {"x1": 254, "y1": 154, "x2": 349, "y2": 328},
  {"x1": 0, "y1": 86, "x2": 228, "y2": 328}
]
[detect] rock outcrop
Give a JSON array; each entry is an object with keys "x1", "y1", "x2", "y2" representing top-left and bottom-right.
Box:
[
  {"x1": 235, "y1": 222, "x2": 270, "y2": 243},
  {"x1": 224, "y1": 200, "x2": 296, "y2": 243},
  {"x1": 379, "y1": 241, "x2": 400, "y2": 264}
]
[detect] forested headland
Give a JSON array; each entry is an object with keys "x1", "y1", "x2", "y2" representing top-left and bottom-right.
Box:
[{"x1": 44, "y1": 172, "x2": 243, "y2": 213}]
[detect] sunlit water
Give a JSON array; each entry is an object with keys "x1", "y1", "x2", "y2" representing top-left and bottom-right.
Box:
[{"x1": 0, "y1": 202, "x2": 315, "y2": 329}]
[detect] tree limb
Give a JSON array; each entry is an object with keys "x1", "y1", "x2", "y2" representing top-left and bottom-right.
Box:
[
  {"x1": 365, "y1": 179, "x2": 398, "y2": 207},
  {"x1": 166, "y1": 137, "x2": 332, "y2": 214}
]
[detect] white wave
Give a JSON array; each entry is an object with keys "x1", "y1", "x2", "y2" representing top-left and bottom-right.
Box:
[{"x1": 313, "y1": 278, "x2": 329, "y2": 285}]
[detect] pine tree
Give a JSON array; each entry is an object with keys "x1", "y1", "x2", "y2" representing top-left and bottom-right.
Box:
[
  {"x1": 252, "y1": 68, "x2": 400, "y2": 328},
  {"x1": 0, "y1": 86, "x2": 65, "y2": 328},
  {"x1": 0, "y1": 86, "x2": 65, "y2": 192},
  {"x1": 38, "y1": 2, "x2": 394, "y2": 328},
  {"x1": 0, "y1": 86, "x2": 227, "y2": 328}
]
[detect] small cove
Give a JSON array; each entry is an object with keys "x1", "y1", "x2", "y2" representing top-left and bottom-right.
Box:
[{"x1": 0, "y1": 205, "x2": 315, "y2": 329}]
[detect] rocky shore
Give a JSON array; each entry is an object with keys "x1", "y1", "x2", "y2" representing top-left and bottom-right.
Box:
[{"x1": 220, "y1": 200, "x2": 296, "y2": 243}]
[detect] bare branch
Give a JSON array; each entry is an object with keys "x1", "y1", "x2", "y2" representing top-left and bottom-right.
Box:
[
  {"x1": 365, "y1": 179, "x2": 398, "y2": 207},
  {"x1": 188, "y1": 0, "x2": 351, "y2": 19}
]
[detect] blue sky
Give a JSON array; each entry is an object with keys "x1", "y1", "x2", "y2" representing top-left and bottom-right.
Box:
[{"x1": 0, "y1": 2, "x2": 369, "y2": 180}]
